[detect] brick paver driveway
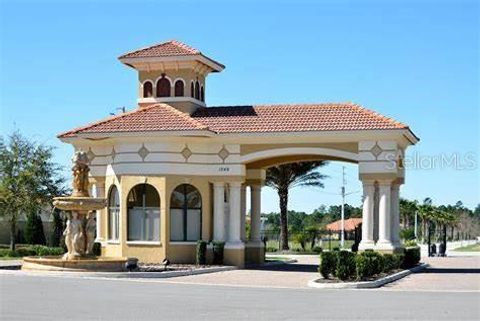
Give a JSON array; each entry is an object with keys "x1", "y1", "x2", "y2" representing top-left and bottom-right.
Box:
[
  {"x1": 384, "y1": 255, "x2": 480, "y2": 292},
  {"x1": 157, "y1": 255, "x2": 320, "y2": 288}
]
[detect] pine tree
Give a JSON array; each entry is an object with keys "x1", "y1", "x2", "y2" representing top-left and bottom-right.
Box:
[{"x1": 24, "y1": 212, "x2": 46, "y2": 245}]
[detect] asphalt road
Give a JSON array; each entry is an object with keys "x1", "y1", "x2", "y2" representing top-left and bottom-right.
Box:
[{"x1": 1, "y1": 274, "x2": 479, "y2": 321}]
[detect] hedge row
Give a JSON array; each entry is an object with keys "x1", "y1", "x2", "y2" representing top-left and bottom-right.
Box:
[
  {"x1": 320, "y1": 247, "x2": 420, "y2": 281},
  {"x1": 0, "y1": 245, "x2": 64, "y2": 258}
]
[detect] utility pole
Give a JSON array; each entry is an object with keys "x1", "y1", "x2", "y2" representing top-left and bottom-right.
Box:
[{"x1": 340, "y1": 166, "x2": 346, "y2": 249}]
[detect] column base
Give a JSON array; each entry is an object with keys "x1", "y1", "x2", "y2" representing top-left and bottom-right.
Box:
[
  {"x1": 358, "y1": 240, "x2": 375, "y2": 251},
  {"x1": 375, "y1": 241, "x2": 403, "y2": 254},
  {"x1": 245, "y1": 241, "x2": 265, "y2": 265},
  {"x1": 224, "y1": 241, "x2": 245, "y2": 267}
]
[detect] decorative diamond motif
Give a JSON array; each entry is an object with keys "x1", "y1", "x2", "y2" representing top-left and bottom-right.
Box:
[
  {"x1": 181, "y1": 146, "x2": 192, "y2": 161},
  {"x1": 370, "y1": 144, "x2": 383, "y2": 158},
  {"x1": 138, "y1": 145, "x2": 150, "y2": 161},
  {"x1": 86, "y1": 149, "x2": 95, "y2": 163},
  {"x1": 218, "y1": 146, "x2": 230, "y2": 161}
]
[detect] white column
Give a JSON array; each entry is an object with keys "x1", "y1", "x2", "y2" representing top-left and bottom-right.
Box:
[
  {"x1": 227, "y1": 182, "x2": 243, "y2": 246},
  {"x1": 359, "y1": 180, "x2": 375, "y2": 250},
  {"x1": 250, "y1": 184, "x2": 262, "y2": 244},
  {"x1": 93, "y1": 182, "x2": 106, "y2": 242},
  {"x1": 240, "y1": 184, "x2": 246, "y2": 242},
  {"x1": 377, "y1": 180, "x2": 394, "y2": 249},
  {"x1": 391, "y1": 183, "x2": 401, "y2": 246},
  {"x1": 213, "y1": 182, "x2": 226, "y2": 241}
]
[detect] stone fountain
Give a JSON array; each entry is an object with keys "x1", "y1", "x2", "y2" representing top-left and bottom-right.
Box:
[{"x1": 22, "y1": 151, "x2": 127, "y2": 272}]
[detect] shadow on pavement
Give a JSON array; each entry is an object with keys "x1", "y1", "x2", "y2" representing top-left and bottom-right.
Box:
[
  {"x1": 420, "y1": 268, "x2": 480, "y2": 274},
  {"x1": 247, "y1": 263, "x2": 318, "y2": 273}
]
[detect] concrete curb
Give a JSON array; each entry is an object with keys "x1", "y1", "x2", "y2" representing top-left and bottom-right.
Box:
[
  {"x1": 0, "y1": 265, "x2": 237, "y2": 279},
  {"x1": 308, "y1": 263, "x2": 429, "y2": 289}
]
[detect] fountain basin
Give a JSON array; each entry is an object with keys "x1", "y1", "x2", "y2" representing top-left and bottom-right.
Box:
[
  {"x1": 53, "y1": 196, "x2": 107, "y2": 211},
  {"x1": 22, "y1": 256, "x2": 128, "y2": 272}
]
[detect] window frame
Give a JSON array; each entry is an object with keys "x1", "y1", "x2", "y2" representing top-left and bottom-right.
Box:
[
  {"x1": 143, "y1": 81, "x2": 153, "y2": 98},
  {"x1": 127, "y1": 184, "x2": 161, "y2": 242},
  {"x1": 170, "y1": 184, "x2": 202, "y2": 242},
  {"x1": 108, "y1": 185, "x2": 120, "y2": 241},
  {"x1": 156, "y1": 76, "x2": 171, "y2": 97}
]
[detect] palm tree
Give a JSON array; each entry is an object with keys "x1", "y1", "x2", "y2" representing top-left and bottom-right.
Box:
[{"x1": 265, "y1": 161, "x2": 327, "y2": 250}]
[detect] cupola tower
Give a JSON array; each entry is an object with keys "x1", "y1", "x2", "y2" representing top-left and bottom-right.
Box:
[{"x1": 119, "y1": 40, "x2": 225, "y2": 114}]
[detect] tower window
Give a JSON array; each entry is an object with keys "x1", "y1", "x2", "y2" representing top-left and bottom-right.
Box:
[
  {"x1": 156, "y1": 76, "x2": 171, "y2": 97},
  {"x1": 174, "y1": 80, "x2": 184, "y2": 97},
  {"x1": 143, "y1": 81, "x2": 153, "y2": 98},
  {"x1": 191, "y1": 82, "x2": 194, "y2": 98},
  {"x1": 195, "y1": 81, "x2": 200, "y2": 100},
  {"x1": 200, "y1": 86, "x2": 205, "y2": 102}
]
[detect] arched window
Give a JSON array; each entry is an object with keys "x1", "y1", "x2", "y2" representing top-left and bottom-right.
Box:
[
  {"x1": 174, "y1": 80, "x2": 184, "y2": 97},
  {"x1": 200, "y1": 86, "x2": 205, "y2": 102},
  {"x1": 190, "y1": 82, "x2": 194, "y2": 98},
  {"x1": 127, "y1": 184, "x2": 160, "y2": 241},
  {"x1": 156, "y1": 77, "x2": 171, "y2": 97},
  {"x1": 143, "y1": 81, "x2": 153, "y2": 98},
  {"x1": 108, "y1": 185, "x2": 120, "y2": 241},
  {"x1": 194, "y1": 81, "x2": 200, "y2": 100},
  {"x1": 170, "y1": 184, "x2": 202, "y2": 241}
]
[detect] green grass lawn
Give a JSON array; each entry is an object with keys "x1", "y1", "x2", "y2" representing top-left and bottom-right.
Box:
[
  {"x1": 453, "y1": 243, "x2": 480, "y2": 252},
  {"x1": 265, "y1": 239, "x2": 354, "y2": 253}
]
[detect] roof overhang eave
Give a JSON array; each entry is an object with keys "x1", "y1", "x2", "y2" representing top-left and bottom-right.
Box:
[
  {"x1": 118, "y1": 54, "x2": 225, "y2": 72},
  {"x1": 59, "y1": 129, "x2": 217, "y2": 142}
]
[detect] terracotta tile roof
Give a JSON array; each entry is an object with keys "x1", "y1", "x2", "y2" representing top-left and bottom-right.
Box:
[
  {"x1": 326, "y1": 218, "x2": 363, "y2": 232},
  {"x1": 191, "y1": 103, "x2": 408, "y2": 133},
  {"x1": 58, "y1": 103, "x2": 409, "y2": 138},
  {"x1": 58, "y1": 104, "x2": 208, "y2": 138},
  {"x1": 119, "y1": 40, "x2": 200, "y2": 59}
]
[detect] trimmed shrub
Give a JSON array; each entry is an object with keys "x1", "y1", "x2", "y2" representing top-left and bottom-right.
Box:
[
  {"x1": 16, "y1": 248, "x2": 36, "y2": 257},
  {"x1": 312, "y1": 246, "x2": 323, "y2": 254},
  {"x1": 404, "y1": 239, "x2": 418, "y2": 247},
  {"x1": 0, "y1": 249, "x2": 18, "y2": 257},
  {"x1": 383, "y1": 254, "x2": 397, "y2": 272},
  {"x1": 24, "y1": 213, "x2": 46, "y2": 245},
  {"x1": 394, "y1": 254, "x2": 404, "y2": 270},
  {"x1": 212, "y1": 241, "x2": 225, "y2": 265},
  {"x1": 335, "y1": 250, "x2": 356, "y2": 280},
  {"x1": 319, "y1": 251, "x2": 336, "y2": 279},
  {"x1": 27, "y1": 245, "x2": 64, "y2": 256},
  {"x1": 196, "y1": 240, "x2": 207, "y2": 265},
  {"x1": 356, "y1": 251, "x2": 385, "y2": 279},
  {"x1": 403, "y1": 247, "x2": 420, "y2": 268}
]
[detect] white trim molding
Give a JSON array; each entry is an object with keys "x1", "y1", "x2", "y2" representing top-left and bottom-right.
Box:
[
  {"x1": 241, "y1": 147, "x2": 359, "y2": 164},
  {"x1": 137, "y1": 96, "x2": 206, "y2": 107}
]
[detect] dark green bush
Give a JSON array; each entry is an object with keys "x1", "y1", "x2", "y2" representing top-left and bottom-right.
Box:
[
  {"x1": 196, "y1": 240, "x2": 207, "y2": 265},
  {"x1": 24, "y1": 213, "x2": 46, "y2": 245},
  {"x1": 27, "y1": 245, "x2": 64, "y2": 256},
  {"x1": 319, "y1": 251, "x2": 336, "y2": 279},
  {"x1": 383, "y1": 254, "x2": 396, "y2": 272},
  {"x1": 212, "y1": 241, "x2": 225, "y2": 265},
  {"x1": 49, "y1": 209, "x2": 64, "y2": 247},
  {"x1": 403, "y1": 239, "x2": 418, "y2": 247},
  {"x1": 312, "y1": 246, "x2": 323, "y2": 254},
  {"x1": 403, "y1": 247, "x2": 420, "y2": 268},
  {"x1": 394, "y1": 254, "x2": 405, "y2": 269},
  {"x1": 0, "y1": 249, "x2": 18, "y2": 257},
  {"x1": 355, "y1": 251, "x2": 385, "y2": 279},
  {"x1": 16, "y1": 248, "x2": 36, "y2": 257},
  {"x1": 335, "y1": 250, "x2": 356, "y2": 280}
]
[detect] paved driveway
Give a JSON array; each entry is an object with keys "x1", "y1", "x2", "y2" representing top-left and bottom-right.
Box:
[
  {"x1": 385, "y1": 255, "x2": 480, "y2": 292},
  {"x1": 155, "y1": 255, "x2": 320, "y2": 288}
]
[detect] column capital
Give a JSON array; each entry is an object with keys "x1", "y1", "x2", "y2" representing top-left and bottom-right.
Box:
[
  {"x1": 213, "y1": 181, "x2": 225, "y2": 188},
  {"x1": 361, "y1": 179, "x2": 376, "y2": 187},
  {"x1": 250, "y1": 184, "x2": 262, "y2": 191},
  {"x1": 229, "y1": 181, "x2": 243, "y2": 188},
  {"x1": 377, "y1": 179, "x2": 394, "y2": 186}
]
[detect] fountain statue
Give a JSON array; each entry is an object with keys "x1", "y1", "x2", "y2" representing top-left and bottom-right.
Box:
[{"x1": 22, "y1": 151, "x2": 128, "y2": 272}]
